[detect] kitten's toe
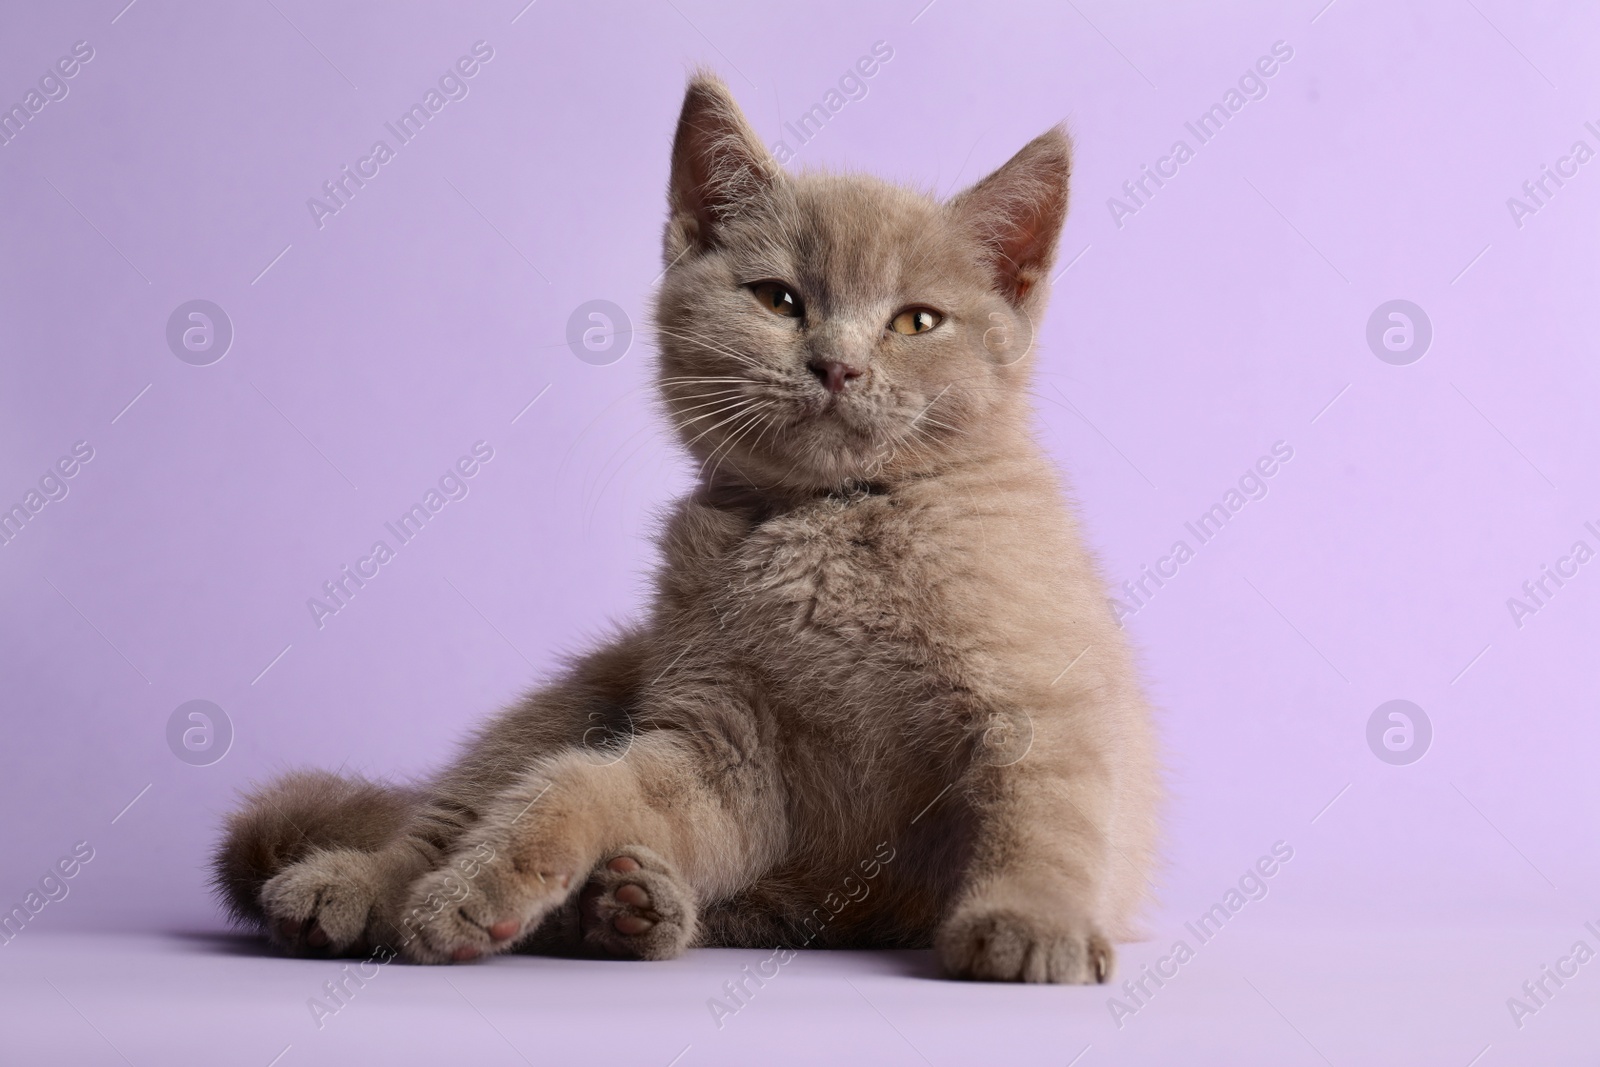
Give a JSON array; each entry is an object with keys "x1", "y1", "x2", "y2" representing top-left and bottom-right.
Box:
[
  {"x1": 260, "y1": 849, "x2": 382, "y2": 957},
  {"x1": 578, "y1": 846, "x2": 696, "y2": 961},
  {"x1": 937, "y1": 901, "x2": 1112, "y2": 984},
  {"x1": 399, "y1": 844, "x2": 572, "y2": 964}
]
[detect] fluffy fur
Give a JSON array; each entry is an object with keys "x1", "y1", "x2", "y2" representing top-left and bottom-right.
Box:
[{"x1": 212, "y1": 73, "x2": 1160, "y2": 983}]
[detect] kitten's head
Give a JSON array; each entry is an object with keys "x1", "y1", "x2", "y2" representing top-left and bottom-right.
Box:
[{"x1": 654, "y1": 73, "x2": 1070, "y2": 494}]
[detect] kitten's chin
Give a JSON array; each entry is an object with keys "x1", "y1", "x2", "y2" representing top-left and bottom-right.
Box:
[
  {"x1": 716, "y1": 433, "x2": 908, "y2": 496},
  {"x1": 691, "y1": 396, "x2": 950, "y2": 494}
]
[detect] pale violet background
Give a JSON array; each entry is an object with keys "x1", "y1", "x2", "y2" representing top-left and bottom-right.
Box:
[{"x1": 1, "y1": 0, "x2": 1597, "y2": 1061}]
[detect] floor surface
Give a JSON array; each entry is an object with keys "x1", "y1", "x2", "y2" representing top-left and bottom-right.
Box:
[{"x1": 1, "y1": 928, "x2": 1595, "y2": 1065}]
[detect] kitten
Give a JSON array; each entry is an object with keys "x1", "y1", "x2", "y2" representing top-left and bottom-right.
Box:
[{"x1": 213, "y1": 73, "x2": 1160, "y2": 984}]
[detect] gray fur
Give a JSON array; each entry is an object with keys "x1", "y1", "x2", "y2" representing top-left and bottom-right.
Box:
[{"x1": 212, "y1": 72, "x2": 1160, "y2": 983}]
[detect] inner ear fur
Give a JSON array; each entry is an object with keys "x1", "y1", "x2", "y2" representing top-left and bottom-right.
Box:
[
  {"x1": 949, "y1": 127, "x2": 1072, "y2": 305},
  {"x1": 665, "y1": 71, "x2": 780, "y2": 261}
]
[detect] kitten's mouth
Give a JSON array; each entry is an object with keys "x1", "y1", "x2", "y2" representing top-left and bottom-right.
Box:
[{"x1": 797, "y1": 390, "x2": 876, "y2": 438}]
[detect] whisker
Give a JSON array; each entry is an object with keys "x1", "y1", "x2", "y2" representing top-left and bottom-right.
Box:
[
  {"x1": 653, "y1": 328, "x2": 769, "y2": 373},
  {"x1": 746, "y1": 408, "x2": 785, "y2": 457},
  {"x1": 700, "y1": 404, "x2": 771, "y2": 484},
  {"x1": 681, "y1": 400, "x2": 764, "y2": 447},
  {"x1": 668, "y1": 409, "x2": 755, "y2": 441},
  {"x1": 667, "y1": 391, "x2": 753, "y2": 413},
  {"x1": 668, "y1": 396, "x2": 755, "y2": 428},
  {"x1": 656, "y1": 379, "x2": 755, "y2": 388},
  {"x1": 658, "y1": 380, "x2": 755, "y2": 390}
]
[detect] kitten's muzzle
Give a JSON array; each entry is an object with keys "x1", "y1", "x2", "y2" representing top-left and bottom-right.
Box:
[{"x1": 807, "y1": 357, "x2": 863, "y2": 395}]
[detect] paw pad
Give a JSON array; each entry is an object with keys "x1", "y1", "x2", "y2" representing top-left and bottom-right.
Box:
[{"x1": 576, "y1": 846, "x2": 694, "y2": 961}]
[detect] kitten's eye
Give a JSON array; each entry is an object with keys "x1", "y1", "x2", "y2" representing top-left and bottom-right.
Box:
[
  {"x1": 891, "y1": 308, "x2": 941, "y2": 335},
  {"x1": 750, "y1": 282, "x2": 803, "y2": 319}
]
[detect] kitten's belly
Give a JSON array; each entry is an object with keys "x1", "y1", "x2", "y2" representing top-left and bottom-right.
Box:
[{"x1": 674, "y1": 497, "x2": 1004, "y2": 919}]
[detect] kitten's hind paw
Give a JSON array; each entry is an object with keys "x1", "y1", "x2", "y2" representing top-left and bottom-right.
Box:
[
  {"x1": 260, "y1": 849, "x2": 385, "y2": 957},
  {"x1": 577, "y1": 846, "x2": 697, "y2": 961}
]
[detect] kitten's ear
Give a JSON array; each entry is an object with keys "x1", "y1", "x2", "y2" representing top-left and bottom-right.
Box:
[
  {"x1": 949, "y1": 127, "x2": 1072, "y2": 306},
  {"x1": 665, "y1": 72, "x2": 779, "y2": 261}
]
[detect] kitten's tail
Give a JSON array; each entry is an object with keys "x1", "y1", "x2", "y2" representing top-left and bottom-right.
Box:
[{"x1": 209, "y1": 770, "x2": 417, "y2": 928}]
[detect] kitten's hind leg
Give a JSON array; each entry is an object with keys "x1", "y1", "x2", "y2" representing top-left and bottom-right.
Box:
[
  {"x1": 399, "y1": 727, "x2": 778, "y2": 964},
  {"x1": 211, "y1": 770, "x2": 417, "y2": 937},
  {"x1": 214, "y1": 771, "x2": 425, "y2": 953},
  {"x1": 576, "y1": 846, "x2": 697, "y2": 960}
]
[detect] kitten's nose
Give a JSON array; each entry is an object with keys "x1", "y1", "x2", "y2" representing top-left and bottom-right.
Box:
[{"x1": 807, "y1": 358, "x2": 863, "y2": 394}]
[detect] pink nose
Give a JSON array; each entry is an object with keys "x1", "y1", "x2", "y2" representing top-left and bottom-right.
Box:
[{"x1": 808, "y1": 358, "x2": 863, "y2": 394}]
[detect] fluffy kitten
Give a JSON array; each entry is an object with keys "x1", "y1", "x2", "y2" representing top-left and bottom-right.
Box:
[{"x1": 213, "y1": 73, "x2": 1160, "y2": 984}]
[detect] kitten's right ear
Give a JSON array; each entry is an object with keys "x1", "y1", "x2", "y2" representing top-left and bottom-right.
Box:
[
  {"x1": 949, "y1": 126, "x2": 1072, "y2": 307},
  {"x1": 665, "y1": 72, "x2": 778, "y2": 261}
]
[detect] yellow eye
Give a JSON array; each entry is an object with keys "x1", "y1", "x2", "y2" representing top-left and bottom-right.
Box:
[
  {"x1": 751, "y1": 282, "x2": 802, "y2": 318},
  {"x1": 891, "y1": 308, "x2": 941, "y2": 335}
]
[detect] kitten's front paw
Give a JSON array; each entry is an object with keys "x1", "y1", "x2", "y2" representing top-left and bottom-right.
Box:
[
  {"x1": 260, "y1": 849, "x2": 386, "y2": 956},
  {"x1": 937, "y1": 899, "x2": 1113, "y2": 984},
  {"x1": 397, "y1": 840, "x2": 575, "y2": 964}
]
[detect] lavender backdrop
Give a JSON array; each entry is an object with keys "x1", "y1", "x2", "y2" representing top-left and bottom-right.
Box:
[{"x1": 1, "y1": 0, "x2": 1597, "y2": 1059}]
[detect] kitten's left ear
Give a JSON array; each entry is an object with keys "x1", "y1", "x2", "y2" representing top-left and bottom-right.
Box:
[
  {"x1": 665, "y1": 71, "x2": 780, "y2": 262},
  {"x1": 949, "y1": 126, "x2": 1072, "y2": 306}
]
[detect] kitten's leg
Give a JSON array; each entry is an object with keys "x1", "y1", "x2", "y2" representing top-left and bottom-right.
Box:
[
  {"x1": 255, "y1": 786, "x2": 539, "y2": 957},
  {"x1": 222, "y1": 633, "x2": 650, "y2": 956},
  {"x1": 575, "y1": 845, "x2": 698, "y2": 960},
  {"x1": 935, "y1": 704, "x2": 1152, "y2": 984},
  {"x1": 211, "y1": 770, "x2": 418, "y2": 944},
  {"x1": 400, "y1": 729, "x2": 774, "y2": 963}
]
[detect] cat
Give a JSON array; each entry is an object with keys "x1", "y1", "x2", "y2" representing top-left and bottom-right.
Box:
[{"x1": 212, "y1": 71, "x2": 1160, "y2": 984}]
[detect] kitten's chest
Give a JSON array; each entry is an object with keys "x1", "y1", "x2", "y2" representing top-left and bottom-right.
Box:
[{"x1": 715, "y1": 492, "x2": 934, "y2": 649}]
